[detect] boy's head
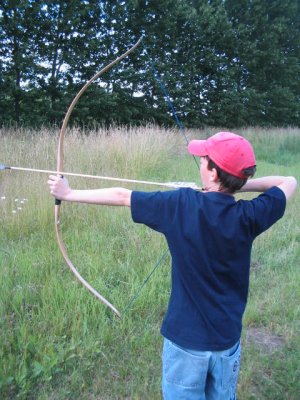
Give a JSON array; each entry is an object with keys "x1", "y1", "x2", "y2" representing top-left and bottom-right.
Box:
[{"x1": 188, "y1": 132, "x2": 256, "y2": 193}]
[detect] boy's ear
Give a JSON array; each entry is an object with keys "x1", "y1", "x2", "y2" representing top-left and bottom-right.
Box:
[{"x1": 210, "y1": 168, "x2": 219, "y2": 182}]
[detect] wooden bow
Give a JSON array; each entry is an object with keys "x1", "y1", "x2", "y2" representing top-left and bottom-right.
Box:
[{"x1": 54, "y1": 38, "x2": 142, "y2": 319}]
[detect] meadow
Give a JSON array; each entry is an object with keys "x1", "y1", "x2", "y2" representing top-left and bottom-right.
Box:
[{"x1": 0, "y1": 125, "x2": 299, "y2": 399}]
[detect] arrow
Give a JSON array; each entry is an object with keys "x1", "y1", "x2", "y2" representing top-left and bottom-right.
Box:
[{"x1": 0, "y1": 164, "x2": 201, "y2": 190}]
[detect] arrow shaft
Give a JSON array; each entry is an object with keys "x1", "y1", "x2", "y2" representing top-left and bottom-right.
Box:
[{"x1": 3, "y1": 165, "x2": 200, "y2": 190}]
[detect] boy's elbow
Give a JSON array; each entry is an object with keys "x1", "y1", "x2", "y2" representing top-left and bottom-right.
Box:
[
  {"x1": 281, "y1": 176, "x2": 297, "y2": 200},
  {"x1": 287, "y1": 176, "x2": 298, "y2": 190},
  {"x1": 115, "y1": 188, "x2": 132, "y2": 207}
]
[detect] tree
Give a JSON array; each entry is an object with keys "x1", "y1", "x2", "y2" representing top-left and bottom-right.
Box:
[
  {"x1": 0, "y1": 0, "x2": 299, "y2": 128},
  {"x1": 0, "y1": 0, "x2": 41, "y2": 124},
  {"x1": 225, "y1": 0, "x2": 300, "y2": 126}
]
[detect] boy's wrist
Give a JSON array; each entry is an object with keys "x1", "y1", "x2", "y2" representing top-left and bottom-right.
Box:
[{"x1": 61, "y1": 188, "x2": 74, "y2": 201}]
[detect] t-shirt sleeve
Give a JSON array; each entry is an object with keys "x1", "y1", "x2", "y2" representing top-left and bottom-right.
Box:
[
  {"x1": 249, "y1": 186, "x2": 286, "y2": 237},
  {"x1": 131, "y1": 190, "x2": 180, "y2": 234}
]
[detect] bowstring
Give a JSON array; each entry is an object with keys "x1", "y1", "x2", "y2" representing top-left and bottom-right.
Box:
[
  {"x1": 143, "y1": 42, "x2": 199, "y2": 169},
  {"x1": 122, "y1": 42, "x2": 199, "y2": 316}
]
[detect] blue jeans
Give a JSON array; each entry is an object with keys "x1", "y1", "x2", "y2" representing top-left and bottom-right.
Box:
[{"x1": 162, "y1": 338, "x2": 241, "y2": 400}]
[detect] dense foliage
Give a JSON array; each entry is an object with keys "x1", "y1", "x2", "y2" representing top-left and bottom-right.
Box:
[
  {"x1": 1, "y1": 0, "x2": 299, "y2": 128},
  {"x1": 1, "y1": 127, "x2": 299, "y2": 399}
]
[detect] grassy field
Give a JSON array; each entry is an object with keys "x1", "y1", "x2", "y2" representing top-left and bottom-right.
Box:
[{"x1": 0, "y1": 126, "x2": 299, "y2": 399}]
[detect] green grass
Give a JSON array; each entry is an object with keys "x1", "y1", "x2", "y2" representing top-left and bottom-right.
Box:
[{"x1": 0, "y1": 126, "x2": 299, "y2": 399}]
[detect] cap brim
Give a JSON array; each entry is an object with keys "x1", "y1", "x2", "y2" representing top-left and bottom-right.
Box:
[{"x1": 187, "y1": 140, "x2": 209, "y2": 156}]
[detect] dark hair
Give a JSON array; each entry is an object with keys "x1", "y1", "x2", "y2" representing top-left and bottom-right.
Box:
[{"x1": 206, "y1": 157, "x2": 256, "y2": 194}]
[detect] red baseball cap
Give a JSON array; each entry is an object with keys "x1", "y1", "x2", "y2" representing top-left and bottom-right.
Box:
[{"x1": 188, "y1": 132, "x2": 256, "y2": 179}]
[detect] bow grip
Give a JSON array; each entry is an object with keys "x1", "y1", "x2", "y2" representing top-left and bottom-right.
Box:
[{"x1": 54, "y1": 174, "x2": 63, "y2": 205}]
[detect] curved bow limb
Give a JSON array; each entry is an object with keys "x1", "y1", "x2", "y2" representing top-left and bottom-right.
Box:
[
  {"x1": 54, "y1": 207, "x2": 121, "y2": 318},
  {"x1": 55, "y1": 37, "x2": 142, "y2": 319}
]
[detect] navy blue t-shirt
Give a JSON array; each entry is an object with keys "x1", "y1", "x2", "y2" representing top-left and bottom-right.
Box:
[{"x1": 131, "y1": 187, "x2": 286, "y2": 350}]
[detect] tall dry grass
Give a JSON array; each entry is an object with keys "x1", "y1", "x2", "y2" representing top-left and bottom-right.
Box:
[{"x1": 0, "y1": 125, "x2": 299, "y2": 399}]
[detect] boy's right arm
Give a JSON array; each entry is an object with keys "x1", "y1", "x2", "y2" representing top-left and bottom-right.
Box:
[
  {"x1": 240, "y1": 176, "x2": 297, "y2": 200},
  {"x1": 48, "y1": 175, "x2": 132, "y2": 206}
]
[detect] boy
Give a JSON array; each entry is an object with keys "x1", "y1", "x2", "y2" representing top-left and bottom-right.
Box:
[{"x1": 48, "y1": 131, "x2": 297, "y2": 400}]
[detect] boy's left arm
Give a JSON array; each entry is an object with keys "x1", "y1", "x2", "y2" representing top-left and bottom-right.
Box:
[
  {"x1": 239, "y1": 176, "x2": 297, "y2": 201},
  {"x1": 48, "y1": 175, "x2": 132, "y2": 207}
]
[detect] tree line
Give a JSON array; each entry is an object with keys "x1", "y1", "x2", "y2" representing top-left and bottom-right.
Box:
[{"x1": 1, "y1": 0, "x2": 299, "y2": 129}]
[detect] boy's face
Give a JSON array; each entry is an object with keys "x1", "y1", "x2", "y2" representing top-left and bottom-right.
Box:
[
  {"x1": 199, "y1": 156, "x2": 219, "y2": 191},
  {"x1": 199, "y1": 157, "x2": 210, "y2": 188}
]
